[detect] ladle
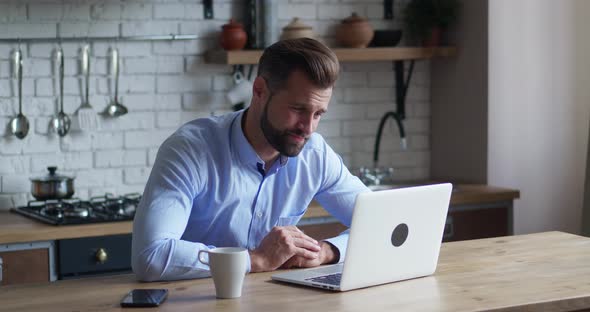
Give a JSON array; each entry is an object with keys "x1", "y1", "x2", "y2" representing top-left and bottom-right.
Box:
[
  {"x1": 9, "y1": 48, "x2": 29, "y2": 139},
  {"x1": 104, "y1": 48, "x2": 128, "y2": 117},
  {"x1": 51, "y1": 47, "x2": 71, "y2": 137}
]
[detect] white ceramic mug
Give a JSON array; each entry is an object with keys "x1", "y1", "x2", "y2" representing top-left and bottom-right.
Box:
[
  {"x1": 198, "y1": 247, "x2": 248, "y2": 299},
  {"x1": 226, "y1": 72, "x2": 253, "y2": 106}
]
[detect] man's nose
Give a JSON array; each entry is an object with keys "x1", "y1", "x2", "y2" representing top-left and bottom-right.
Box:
[{"x1": 297, "y1": 115, "x2": 314, "y2": 135}]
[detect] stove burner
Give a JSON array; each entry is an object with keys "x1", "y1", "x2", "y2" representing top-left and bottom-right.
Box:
[
  {"x1": 90, "y1": 193, "x2": 141, "y2": 217},
  {"x1": 11, "y1": 193, "x2": 141, "y2": 225},
  {"x1": 41, "y1": 206, "x2": 63, "y2": 219},
  {"x1": 37, "y1": 199, "x2": 91, "y2": 219}
]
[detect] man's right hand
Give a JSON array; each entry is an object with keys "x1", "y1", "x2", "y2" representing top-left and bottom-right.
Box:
[{"x1": 249, "y1": 226, "x2": 321, "y2": 272}]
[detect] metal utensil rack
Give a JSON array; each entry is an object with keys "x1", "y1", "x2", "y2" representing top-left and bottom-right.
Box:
[
  {"x1": 2, "y1": 34, "x2": 203, "y2": 140},
  {"x1": 0, "y1": 34, "x2": 200, "y2": 43}
]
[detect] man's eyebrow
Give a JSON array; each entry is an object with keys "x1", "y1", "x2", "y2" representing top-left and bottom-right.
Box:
[{"x1": 291, "y1": 103, "x2": 328, "y2": 114}]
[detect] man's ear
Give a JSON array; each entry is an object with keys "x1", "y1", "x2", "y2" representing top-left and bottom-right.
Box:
[{"x1": 252, "y1": 76, "x2": 268, "y2": 102}]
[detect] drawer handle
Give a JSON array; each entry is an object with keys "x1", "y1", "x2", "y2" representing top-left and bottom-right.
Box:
[{"x1": 96, "y1": 248, "x2": 108, "y2": 264}]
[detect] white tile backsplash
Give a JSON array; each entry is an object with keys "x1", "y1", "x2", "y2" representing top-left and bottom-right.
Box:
[{"x1": 0, "y1": 0, "x2": 430, "y2": 208}]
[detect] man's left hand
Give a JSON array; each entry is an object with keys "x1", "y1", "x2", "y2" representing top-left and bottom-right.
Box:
[{"x1": 281, "y1": 241, "x2": 339, "y2": 269}]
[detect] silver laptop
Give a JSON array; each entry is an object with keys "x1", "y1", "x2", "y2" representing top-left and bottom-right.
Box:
[{"x1": 271, "y1": 183, "x2": 452, "y2": 292}]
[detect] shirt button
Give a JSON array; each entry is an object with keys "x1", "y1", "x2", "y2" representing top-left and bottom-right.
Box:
[{"x1": 256, "y1": 212, "x2": 263, "y2": 218}]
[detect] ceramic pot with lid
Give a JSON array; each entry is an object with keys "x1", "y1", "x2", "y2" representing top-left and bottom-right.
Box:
[
  {"x1": 220, "y1": 19, "x2": 248, "y2": 51},
  {"x1": 30, "y1": 166, "x2": 75, "y2": 200},
  {"x1": 280, "y1": 18, "x2": 315, "y2": 40},
  {"x1": 335, "y1": 13, "x2": 374, "y2": 48}
]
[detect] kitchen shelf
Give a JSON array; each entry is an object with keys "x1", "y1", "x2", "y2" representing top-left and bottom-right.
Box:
[{"x1": 205, "y1": 46, "x2": 457, "y2": 65}]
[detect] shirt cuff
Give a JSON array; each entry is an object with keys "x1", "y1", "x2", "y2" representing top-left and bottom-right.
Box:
[{"x1": 323, "y1": 232, "x2": 349, "y2": 264}]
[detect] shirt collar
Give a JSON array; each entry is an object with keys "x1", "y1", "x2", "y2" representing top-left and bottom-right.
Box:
[{"x1": 230, "y1": 109, "x2": 289, "y2": 173}]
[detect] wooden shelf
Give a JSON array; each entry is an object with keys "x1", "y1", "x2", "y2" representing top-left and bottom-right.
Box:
[{"x1": 205, "y1": 46, "x2": 457, "y2": 65}]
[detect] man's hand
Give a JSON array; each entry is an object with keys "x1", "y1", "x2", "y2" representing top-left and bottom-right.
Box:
[
  {"x1": 249, "y1": 226, "x2": 321, "y2": 272},
  {"x1": 280, "y1": 241, "x2": 339, "y2": 269}
]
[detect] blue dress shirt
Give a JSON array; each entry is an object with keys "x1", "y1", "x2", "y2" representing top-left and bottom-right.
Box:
[{"x1": 132, "y1": 110, "x2": 369, "y2": 281}]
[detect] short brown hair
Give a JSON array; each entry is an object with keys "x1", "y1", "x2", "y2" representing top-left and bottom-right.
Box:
[{"x1": 257, "y1": 38, "x2": 339, "y2": 93}]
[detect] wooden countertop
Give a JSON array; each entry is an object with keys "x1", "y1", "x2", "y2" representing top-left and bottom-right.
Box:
[
  {"x1": 303, "y1": 184, "x2": 519, "y2": 218},
  {"x1": 1, "y1": 231, "x2": 587, "y2": 312},
  {"x1": 0, "y1": 184, "x2": 519, "y2": 245}
]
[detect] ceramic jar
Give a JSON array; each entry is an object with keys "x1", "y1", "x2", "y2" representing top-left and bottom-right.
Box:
[
  {"x1": 335, "y1": 13, "x2": 374, "y2": 48},
  {"x1": 280, "y1": 18, "x2": 315, "y2": 40},
  {"x1": 220, "y1": 19, "x2": 247, "y2": 51}
]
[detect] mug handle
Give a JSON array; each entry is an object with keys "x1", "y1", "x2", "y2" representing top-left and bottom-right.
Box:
[{"x1": 197, "y1": 250, "x2": 210, "y2": 266}]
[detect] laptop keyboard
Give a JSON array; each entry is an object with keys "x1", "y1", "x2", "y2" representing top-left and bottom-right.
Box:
[{"x1": 306, "y1": 273, "x2": 342, "y2": 286}]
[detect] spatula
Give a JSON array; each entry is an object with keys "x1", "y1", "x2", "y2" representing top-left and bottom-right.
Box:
[{"x1": 77, "y1": 44, "x2": 99, "y2": 130}]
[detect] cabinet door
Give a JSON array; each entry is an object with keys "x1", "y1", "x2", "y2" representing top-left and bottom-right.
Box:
[
  {"x1": 58, "y1": 234, "x2": 132, "y2": 279},
  {"x1": 444, "y1": 206, "x2": 509, "y2": 242},
  {"x1": 0, "y1": 248, "x2": 50, "y2": 285}
]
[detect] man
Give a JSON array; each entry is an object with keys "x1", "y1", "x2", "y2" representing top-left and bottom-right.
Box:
[{"x1": 132, "y1": 38, "x2": 369, "y2": 281}]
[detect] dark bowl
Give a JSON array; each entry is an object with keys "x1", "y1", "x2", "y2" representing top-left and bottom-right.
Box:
[{"x1": 370, "y1": 29, "x2": 403, "y2": 47}]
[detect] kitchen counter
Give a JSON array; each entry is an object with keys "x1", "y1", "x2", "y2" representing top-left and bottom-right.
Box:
[
  {"x1": 1, "y1": 231, "x2": 588, "y2": 312},
  {"x1": 0, "y1": 184, "x2": 519, "y2": 245}
]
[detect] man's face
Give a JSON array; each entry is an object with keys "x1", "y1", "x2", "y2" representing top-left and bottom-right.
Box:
[{"x1": 260, "y1": 70, "x2": 332, "y2": 157}]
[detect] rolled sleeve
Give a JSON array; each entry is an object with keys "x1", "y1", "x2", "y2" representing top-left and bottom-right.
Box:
[{"x1": 323, "y1": 231, "x2": 349, "y2": 263}]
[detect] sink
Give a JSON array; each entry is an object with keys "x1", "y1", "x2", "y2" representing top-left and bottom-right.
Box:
[{"x1": 367, "y1": 182, "x2": 460, "y2": 192}]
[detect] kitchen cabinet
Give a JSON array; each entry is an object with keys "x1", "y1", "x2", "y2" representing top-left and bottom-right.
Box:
[
  {"x1": 444, "y1": 202, "x2": 511, "y2": 242},
  {"x1": 57, "y1": 234, "x2": 132, "y2": 279},
  {"x1": 0, "y1": 234, "x2": 132, "y2": 285},
  {"x1": 300, "y1": 203, "x2": 511, "y2": 243},
  {"x1": 0, "y1": 241, "x2": 56, "y2": 285}
]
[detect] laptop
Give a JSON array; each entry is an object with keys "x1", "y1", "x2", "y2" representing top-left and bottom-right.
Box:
[{"x1": 271, "y1": 183, "x2": 452, "y2": 292}]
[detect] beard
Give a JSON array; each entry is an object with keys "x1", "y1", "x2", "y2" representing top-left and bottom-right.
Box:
[{"x1": 260, "y1": 97, "x2": 309, "y2": 157}]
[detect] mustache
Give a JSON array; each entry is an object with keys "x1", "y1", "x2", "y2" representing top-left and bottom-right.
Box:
[{"x1": 286, "y1": 129, "x2": 310, "y2": 139}]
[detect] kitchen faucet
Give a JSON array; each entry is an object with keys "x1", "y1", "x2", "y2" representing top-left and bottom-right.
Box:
[
  {"x1": 373, "y1": 111, "x2": 406, "y2": 168},
  {"x1": 372, "y1": 60, "x2": 415, "y2": 169}
]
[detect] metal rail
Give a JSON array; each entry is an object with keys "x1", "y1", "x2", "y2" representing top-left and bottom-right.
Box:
[{"x1": 0, "y1": 34, "x2": 200, "y2": 44}]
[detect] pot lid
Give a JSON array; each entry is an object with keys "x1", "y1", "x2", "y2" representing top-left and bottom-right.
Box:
[
  {"x1": 31, "y1": 166, "x2": 74, "y2": 182},
  {"x1": 222, "y1": 19, "x2": 244, "y2": 30},
  {"x1": 283, "y1": 17, "x2": 312, "y2": 30},
  {"x1": 341, "y1": 12, "x2": 367, "y2": 24}
]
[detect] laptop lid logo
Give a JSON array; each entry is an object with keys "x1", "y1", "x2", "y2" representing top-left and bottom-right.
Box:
[{"x1": 391, "y1": 223, "x2": 409, "y2": 247}]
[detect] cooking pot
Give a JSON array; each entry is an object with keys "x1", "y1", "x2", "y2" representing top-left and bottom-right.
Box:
[{"x1": 31, "y1": 166, "x2": 75, "y2": 200}]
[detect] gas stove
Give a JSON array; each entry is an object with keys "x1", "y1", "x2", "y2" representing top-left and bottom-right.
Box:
[{"x1": 11, "y1": 193, "x2": 141, "y2": 225}]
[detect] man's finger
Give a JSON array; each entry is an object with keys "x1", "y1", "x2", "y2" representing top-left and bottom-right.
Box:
[
  {"x1": 275, "y1": 226, "x2": 320, "y2": 246},
  {"x1": 292, "y1": 237, "x2": 321, "y2": 252},
  {"x1": 293, "y1": 246, "x2": 319, "y2": 260}
]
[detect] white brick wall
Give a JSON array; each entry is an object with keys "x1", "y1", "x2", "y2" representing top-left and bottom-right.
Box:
[{"x1": 0, "y1": 0, "x2": 431, "y2": 209}]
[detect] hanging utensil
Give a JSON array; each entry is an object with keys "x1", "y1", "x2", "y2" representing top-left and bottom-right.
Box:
[
  {"x1": 77, "y1": 44, "x2": 99, "y2": 130},
  {"x1": 103, "y1": 47, "x2": 128, "y2": 117},
  {"x1": 51, "y1": 46, "x2": 71, "y2": 137},
  {"x1": 9, "y1": 48, "x2": 29, "y2": 139}
]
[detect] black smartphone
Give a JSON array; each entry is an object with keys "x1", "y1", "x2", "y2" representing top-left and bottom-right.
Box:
[{"x1": 120, "y1": 289, "x2": 169, "y2": 308}]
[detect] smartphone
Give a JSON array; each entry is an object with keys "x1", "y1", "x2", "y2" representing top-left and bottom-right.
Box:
[{"x1": 120, "y1": 289, "x2": 169, "y2": 308}]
